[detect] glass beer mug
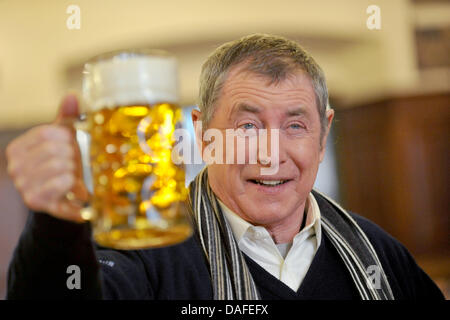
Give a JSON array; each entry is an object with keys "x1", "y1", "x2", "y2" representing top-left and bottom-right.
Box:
[{"x1": 72, "y1": 50, "x2": 193, "y2": 250}]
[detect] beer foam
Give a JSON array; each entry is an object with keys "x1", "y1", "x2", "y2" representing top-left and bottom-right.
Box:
[{"x1": 83, "y1": 53, "x2": 179, "y2": 110}]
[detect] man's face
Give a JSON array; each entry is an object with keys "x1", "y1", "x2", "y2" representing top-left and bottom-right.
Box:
[{"x1": 193, "y1": 63, "x2": 333, "y2": 228}]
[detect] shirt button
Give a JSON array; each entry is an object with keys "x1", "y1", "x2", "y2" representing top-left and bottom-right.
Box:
[
  {"x1": 250, "y1": 228, "x2": 263, "y2": 238},
  {"x1": 252, "y1": 233, "x2": 261, "y2": 240}
]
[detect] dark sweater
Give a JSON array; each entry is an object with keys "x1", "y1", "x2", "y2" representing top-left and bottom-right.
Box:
[{"x1": 6, "y1": 208, "x2": 444, "y2": 300}]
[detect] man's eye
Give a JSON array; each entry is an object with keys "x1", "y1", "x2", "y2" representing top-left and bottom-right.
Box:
[
  {"x1": 289, "y1": 123, "x2": 303, "y2": 129},
  {"x1": 240, "y1": 123, "x2": 256, "y2": 130},
  {"x1": 285, "y1": 123, "x2": 306, "y2": 136}
]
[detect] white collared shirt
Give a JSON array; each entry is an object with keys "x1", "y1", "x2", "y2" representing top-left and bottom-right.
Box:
[{"x1": 218, "y1": 193, "x2": 322, "y2": 292}]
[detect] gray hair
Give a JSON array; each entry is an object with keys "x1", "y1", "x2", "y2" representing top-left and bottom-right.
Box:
[{"x1": 197, "y1": 33, "x2": 329, "y2": 135}]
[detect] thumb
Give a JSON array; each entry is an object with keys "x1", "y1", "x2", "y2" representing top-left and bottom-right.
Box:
[{"x1": 54, "y1": 94, "x2": 80, "y2": 124}]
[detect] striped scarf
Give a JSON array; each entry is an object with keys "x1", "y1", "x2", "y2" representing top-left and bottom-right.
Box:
[{"x1": 187, "y1": 167, "x2": 394, "y2": 300}]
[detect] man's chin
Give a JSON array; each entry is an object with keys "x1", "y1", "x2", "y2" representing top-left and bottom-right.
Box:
[
  {"x1": 241, "y1": 193, "x2": 289, "y2": 215},
  {"x1": 241, "y1": 205, "x2": 290, "y2": 226}
]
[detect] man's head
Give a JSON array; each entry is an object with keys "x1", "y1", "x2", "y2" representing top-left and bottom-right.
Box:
[
  {"x1": 198, "y1": 33, "x2": 329, "y2": 137},
  {"x1": 192, "y1": 34, "x2": 334, "y2": 234}
]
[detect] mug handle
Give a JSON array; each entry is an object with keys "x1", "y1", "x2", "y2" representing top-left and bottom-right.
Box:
[{"x1": 61, "y1": 114, "x2": 95, "y2": 221}]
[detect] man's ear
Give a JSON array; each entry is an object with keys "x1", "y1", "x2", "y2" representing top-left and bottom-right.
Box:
[
  {"x1": 319, "y1": 108, "x2": 334, "y2": 163},
  {"x1": 191, "y1": 109, "x2": 204, "y2": 156}
]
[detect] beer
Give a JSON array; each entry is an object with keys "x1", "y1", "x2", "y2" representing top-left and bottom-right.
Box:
[{"x1": 78, "y1": 50, "x2": 193, "y2": 249}]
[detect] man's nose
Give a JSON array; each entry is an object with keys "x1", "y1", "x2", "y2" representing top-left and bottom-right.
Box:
[{"x1": 257, "y1": 128, "x2": 286, "y2": 167}]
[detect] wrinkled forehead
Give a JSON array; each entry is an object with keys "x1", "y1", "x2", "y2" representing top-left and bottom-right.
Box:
[
  {"x1": 213, "y1": 63, "x2": 318, "y2": 123},
  {"x1": 220, "y1": 62, "x2": 316, "y2": 101}
]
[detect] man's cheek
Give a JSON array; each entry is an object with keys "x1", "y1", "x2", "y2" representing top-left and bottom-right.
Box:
[
  {"x1": 287, "y1": 147, "x2": 306, "y2": 170},
  {"x1": 293, "y1": 142, "x2": 321, "y2": 166}
]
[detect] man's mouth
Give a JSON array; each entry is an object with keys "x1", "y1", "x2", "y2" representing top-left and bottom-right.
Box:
[{"x1": 248, "y1": 179, "x2": 291, "y2": 186}]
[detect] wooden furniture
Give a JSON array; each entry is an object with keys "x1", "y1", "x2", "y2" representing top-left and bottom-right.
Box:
[{"x1": 335, "y1": 93, "x2": 449, "y2": 288}]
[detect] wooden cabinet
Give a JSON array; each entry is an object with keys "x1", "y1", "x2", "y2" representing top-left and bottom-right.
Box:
[{"x1": 335, "y1": 93, "x2": 449, "y2": 282}]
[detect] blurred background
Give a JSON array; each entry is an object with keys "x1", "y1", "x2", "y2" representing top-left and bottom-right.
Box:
[{"x1": 0, "y1": 0, "x2": 448, "y2": 299}]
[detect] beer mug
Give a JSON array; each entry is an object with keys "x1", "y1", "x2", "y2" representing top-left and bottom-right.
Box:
[{"x1": 71, "y1": 50, "x2": 193, "y2": 250}]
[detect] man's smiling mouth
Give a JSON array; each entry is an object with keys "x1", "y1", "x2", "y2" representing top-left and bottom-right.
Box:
[{"x1": 248, "y1": 179, "x2": 291, "y2": 186}]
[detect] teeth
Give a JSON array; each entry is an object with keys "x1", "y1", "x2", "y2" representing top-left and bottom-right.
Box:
[{"x1": 255, "y1": 180, "x2": 286, "y2": 186}]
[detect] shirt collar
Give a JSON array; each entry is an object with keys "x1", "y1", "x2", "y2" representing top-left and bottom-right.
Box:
[
  {"x1": 218, "y1": 199, "x2": 253, "y2": 242},
  {"x1": 218, "y1": 192, "x2": 322, "y2": 246},
  {"x1": 305, "y1": 192, "x2": 322, "y2": 248}
]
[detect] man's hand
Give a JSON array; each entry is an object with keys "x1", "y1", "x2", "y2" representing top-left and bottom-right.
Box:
[{"x1": 6, "y1": 94, "x2": 88, "y2": 222}]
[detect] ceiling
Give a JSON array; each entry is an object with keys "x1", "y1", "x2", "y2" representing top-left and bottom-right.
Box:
[{"x1": 0, "y1": 0, "x2": 448, "y2": 128}]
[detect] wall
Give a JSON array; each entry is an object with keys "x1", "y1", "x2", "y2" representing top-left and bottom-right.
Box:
[{"x1": 0, "y1": 0, "x2": 426, "y2": 128}]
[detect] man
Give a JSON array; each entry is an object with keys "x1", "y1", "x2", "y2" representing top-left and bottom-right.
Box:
[{"x1": 6, "y1": 34, "x2": 444, "y2": 299}]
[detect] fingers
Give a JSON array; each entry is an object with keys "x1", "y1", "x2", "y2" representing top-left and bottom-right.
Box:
[
  {"x1": 69, "y1": 178, "x2": 90, "y2": 203},
  {"x1": 6, "y1": 125, "x2": 72, "y2": 170},
  {"x1": 21, "y1": 173, "x2": 85, "y2": 223},
  {"x1": 47, "y1": 200, "x2": 85, "y2": 223},
  {"x1": 16, "y1": 157, "x2": 75, "y2": 191},
  {"x1": 22, "y1": 173, "x2": 73, "y2": 215},
  {"x1": 6, "y1": 124, "x2": 85, "y2": 223},
  {"x1": 9, "y1": 139, "x2": 74, "y2": 180},
  {"x1": 24, "y1": 173, "x2": 74, "y2": 206},
  {"x1": 5, "y1": 94, "x2": 90, "y2": 223}
]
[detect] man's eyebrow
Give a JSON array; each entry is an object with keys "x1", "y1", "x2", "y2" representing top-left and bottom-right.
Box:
[
  {"x1": 234, "y1": 103, "x2": 261, "y2": 114},
  {"x1": 286, "y1": 107, "x2": 308, "y2": 117},
  {"x1": 229, "y1": 104, "x2": 308, "y2": 118}
]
